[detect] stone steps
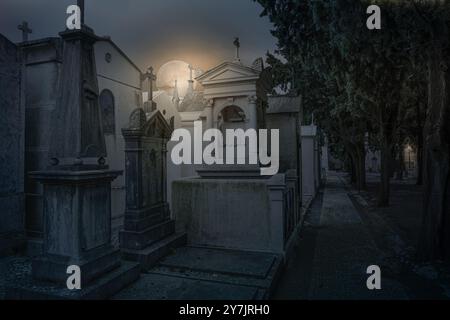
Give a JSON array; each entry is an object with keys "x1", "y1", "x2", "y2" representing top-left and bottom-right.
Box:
[
  {"x1": 0, "y1": 232, "x2": 26, "y2": 257},
  {"x1": 120, "y1": 219, "x2": 175, "y2": 250},
  {"x1": 122, "y1": 232, "x2": 187, "y2": 270},
  {"x1": 5, "y1": 258, "x2": 140, "y2": 300},
  {"x1": 123, "y1": 211, "x2": 168, "y2": 232}
]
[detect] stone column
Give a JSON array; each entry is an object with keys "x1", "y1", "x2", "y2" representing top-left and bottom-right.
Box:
[
  {"x1": 245, "y1": 95, "x2": 259, "y2": 164},
  {"x1": 162, "y1": 142, "x2": 168, "y2": 204},
  {"x1": 247, "y1": 95, "x2": 258, "y2": 130},
  {"x1": 204, "y1": 99, "x2": 214, "y2": 129},
  {"x1": 267, "y1": 175, "x2": 286, "y2": 253}
]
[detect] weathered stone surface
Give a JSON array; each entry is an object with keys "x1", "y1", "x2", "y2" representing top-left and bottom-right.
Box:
[
  {"x1": 48, "y1": 28, "x2": 106, "y2": 166},
  {"x1": 21, "y1": 38, "x2": 62, "y2": 242},
  {"x1": 113, "y1": 273, "x2": 261, "y2": 300},
  {"x1": 301, "y1": 125, "x2": 321, "y2": 200},
  {"x1": 17, "y1": 25, "x2": 138, "y2": 299},
  {"x1": 121, "y1": 233, "x2": 187, "y2": 270},
  {"x1": 266, "y1": 95, "x2": 302, "y2": 175},
  {"x1": 29, "y1": 170, "x2": 122, "y2": 284},
  {"x1": 114, "y1": 246, "x2": 283, "y2": 300},
  {"x1": 158, "y1": 246, "x2": 276, "y2": 279},
  {"x1": 4, "y1": 257, "x2": 139, "y2": 300},
  {"x1": 0, "y1": 34, "x2": 25, "y2": 252},
  {"x1": 121, "y1": 109, "x2": 185, "y2": 268},
  {"x1": 173, "y1": 175, "x2": 294, "y2": 254}
]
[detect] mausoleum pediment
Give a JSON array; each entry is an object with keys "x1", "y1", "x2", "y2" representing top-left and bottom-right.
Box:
[{"x1": 196, "y1": 62, "x2": 260, "y2": 85}]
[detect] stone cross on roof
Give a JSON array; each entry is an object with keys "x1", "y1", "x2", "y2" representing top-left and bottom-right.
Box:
[
  {"x1": 233, "y1": 37, "x2": 241, "y2": 62},
  {"x1": 188, "y1": 64, "x2": 194, "y2": 81},
  {"x1": 173, "y1": 80, "x2": 180, "y2": 104},
  {"x1": 17, "y1": 21, "x2": 32, "y2": 42},
  {"x1": 146, "y1": 66, "x2": 157, "y2": 101}
]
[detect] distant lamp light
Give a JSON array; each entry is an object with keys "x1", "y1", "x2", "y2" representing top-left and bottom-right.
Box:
[{"x1": 406, "y1": 144, "x2": 413, "y2": 170}]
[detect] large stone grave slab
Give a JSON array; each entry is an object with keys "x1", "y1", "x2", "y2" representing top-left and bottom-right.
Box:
[{"x1": 114, "y1": 246, "x2": 282, "y2": 300}]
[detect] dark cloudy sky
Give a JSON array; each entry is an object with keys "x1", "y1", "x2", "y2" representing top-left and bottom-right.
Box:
[{"x1": 0, "y1": 0, "x2": 277, "y2": 71}]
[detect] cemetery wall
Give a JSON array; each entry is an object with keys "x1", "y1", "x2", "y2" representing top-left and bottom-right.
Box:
[
  {"x1": 0, "y1": 34, "x2": 24, "y2": 237},
  {"x1": 22, "y1": 38, "x2": 62, "y2": 241},
  {"x1": 95, "y1": 39, "x2": 143, "y2": 225}
]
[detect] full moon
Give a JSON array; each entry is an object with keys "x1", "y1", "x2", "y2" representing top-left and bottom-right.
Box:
[{"x1": 157, "y1": 60, "x2": 192, "y2": 98}]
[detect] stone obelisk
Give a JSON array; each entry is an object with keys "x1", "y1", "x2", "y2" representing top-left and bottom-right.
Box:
[{"x1": 21, "y1": 16, "x2": 139, "y2": 299}]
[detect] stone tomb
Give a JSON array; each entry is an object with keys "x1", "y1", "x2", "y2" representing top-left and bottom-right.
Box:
[
  {"x1": 174, "y1": 174, "x2": 298, "y2": 254},
  {"x1": 173, "y1": 58, "x2": 300, "y2": 256},
  {"x1": 120, "y1": 109, "x2": 186, "y2": 269}
]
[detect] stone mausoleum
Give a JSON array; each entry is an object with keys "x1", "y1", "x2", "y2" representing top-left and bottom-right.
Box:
[{"x1": 172, "y1": 55, "x2": 303, "y2": 257}]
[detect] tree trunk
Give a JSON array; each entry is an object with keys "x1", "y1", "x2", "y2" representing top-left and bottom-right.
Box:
[
  {"x1": 417, "y1": 44, "x2": 450, "y2": 262},
  {"x1": 378, "y1": 138, "x2": 391, "y2": 207},
  {"x1": 416, "y1": 131, "x2": 424, "y2": 185},
  {"x1": 357, "y1": 144, "x2": 366, "y2": 190},
  {"x1": 396, "y1": 144, "x2": 405, "y2": 180},
  {"x1": 348, "y1": 153, "x2": 356, "y2": 184}
]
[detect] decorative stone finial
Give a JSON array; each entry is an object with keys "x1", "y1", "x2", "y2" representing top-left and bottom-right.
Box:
[{"x1": 129, "y1": 108, "x2": 147, "y2": 129}]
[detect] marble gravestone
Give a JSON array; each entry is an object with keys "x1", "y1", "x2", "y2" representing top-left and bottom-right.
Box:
[
  {"x1": 120, "y1": 109, "x2": 186, "y2": 269},
  {"x1": 6, "y1": 25, "x2": 139, "y2": 299},
  {"x1": 0, "y1": 34, "x2": 25, "y2": 255}
]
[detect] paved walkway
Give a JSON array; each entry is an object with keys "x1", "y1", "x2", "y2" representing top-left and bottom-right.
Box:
[{"x1": 275, "y1": 172, "x2": 408, "y2": 299}]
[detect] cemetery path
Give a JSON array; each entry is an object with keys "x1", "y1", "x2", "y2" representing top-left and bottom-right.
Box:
[{"x1": 274, "y1": 172, "x2": 409, "y2": 300}]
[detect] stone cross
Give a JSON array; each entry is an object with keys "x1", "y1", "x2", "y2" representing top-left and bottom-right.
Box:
[
  {"x1": 233, "y1": 37, "x2": 240, "y2": 61},
  {"x1": 77, "y1": 0, "x2": 85, "y2": 24},
  {"x1": 147, "y1": 66, "x2": 157, "y2": 101},
  {"x1": 17, "y1": 21, "x2": 32, "y2": 42},
  {"x1": 188, "y1": 64, "x2": 194, "y2": 81},
  {"x1": 172, "y1": 80, "x2": 180, "y2": 107}
]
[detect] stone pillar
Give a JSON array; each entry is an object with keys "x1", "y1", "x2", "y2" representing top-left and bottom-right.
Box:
[
  {"x1": 247, "y1": 95, "x2": 258, "y2": 130},
  {"x1": 246, "y1": 95, "x2": 259, "y2": 164},
  {"x1": 267, "y1": 175, "x2": 286, "y2": 253},
  {"x1": 205, "y1": 99, "x2": 214, "y2": 129},
  {"x1": 162, "y1": 142, "x2": 168, "y2": 204}
]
